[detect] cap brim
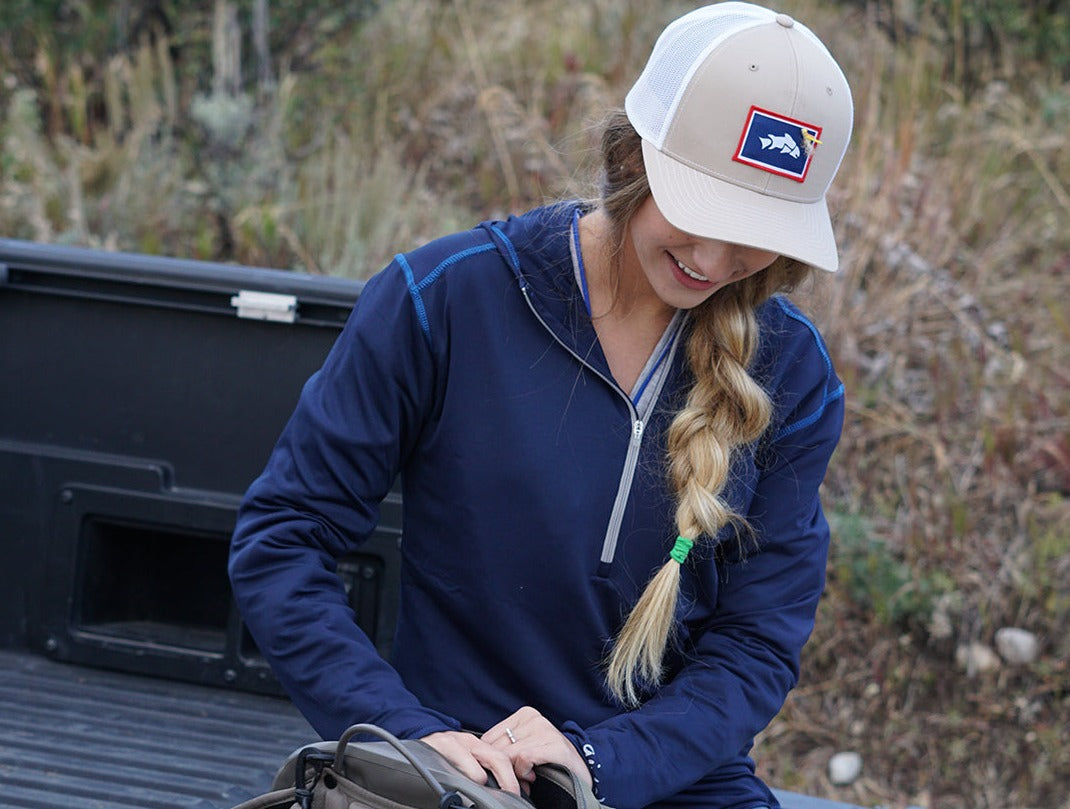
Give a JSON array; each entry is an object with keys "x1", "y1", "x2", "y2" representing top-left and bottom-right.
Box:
[{"x1": 641, "y1": 139, "x2": 840, "y2": 272}]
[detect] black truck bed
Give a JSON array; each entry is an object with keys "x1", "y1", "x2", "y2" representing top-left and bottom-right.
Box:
[
  {"x1": 1, "y1": 649, "x2": 870, "y2": 809},
  {"x1": 0, "y1": 649, "x2": 314, "y2": 809}
]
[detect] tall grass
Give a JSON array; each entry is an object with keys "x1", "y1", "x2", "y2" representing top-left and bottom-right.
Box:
[
  {"x1": 763, "y1": 5, "x2": 1069, "y2": 806},
  {"x1": 1, "y1": 1, "x2": 1067, "y2": 806}
]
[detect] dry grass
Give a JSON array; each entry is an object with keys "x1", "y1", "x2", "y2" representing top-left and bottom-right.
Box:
[
  {"x1": 1, "y1": 1, "x2": 1067, "y2": 806},
  {"x1": 763, "y1": 4, "x2": 1070, "y2": 807}
]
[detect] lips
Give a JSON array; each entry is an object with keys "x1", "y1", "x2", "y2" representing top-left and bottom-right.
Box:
[
  {"x1": 669, "y1": 252, "x2": 714, "y2": 290},
  {"x1": 675, "y1": 258, "x2": 708, "y2": 282}
]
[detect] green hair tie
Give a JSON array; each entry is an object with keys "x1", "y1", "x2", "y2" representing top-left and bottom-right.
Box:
[{"x1": 669, "y1": 536, "x2": 694, "y2": 565}]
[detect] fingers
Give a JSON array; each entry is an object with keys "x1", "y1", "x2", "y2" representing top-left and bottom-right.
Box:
[
  {"x1": 423, "y1": 708, "x2": 593, "y2": 797},
  {"x1": 484, "y1": 705, "x2": 541, "y2": 749},
  {"x1": 420, "y1": 731, "x2": 523, "y2": 796},
  {"x1": 482, "y1": 707, "x2": 592, "y2": 789},
  {"x1": 476, "y1": 746, "x2": 523, "y2": 796}
]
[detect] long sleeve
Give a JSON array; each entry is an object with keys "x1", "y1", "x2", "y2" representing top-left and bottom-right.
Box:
[{"x1": 228, "y1": 261, "x2": 461, "y2": 741}]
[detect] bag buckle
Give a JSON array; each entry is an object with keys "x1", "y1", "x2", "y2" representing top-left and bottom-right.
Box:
[
  {"x1": 294, "y1": 748, "x2": 336, "y2": 809},
  {"x1": 439, "y1": 790, "x2": 465, "y2": 809}
]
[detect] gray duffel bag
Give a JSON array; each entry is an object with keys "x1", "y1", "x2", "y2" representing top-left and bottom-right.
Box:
[{"x1": 230, "y1": 723, "x2": 604, "y2": 809}]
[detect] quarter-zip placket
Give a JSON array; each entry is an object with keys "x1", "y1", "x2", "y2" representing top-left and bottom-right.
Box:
[{"x1": 519, "y1": 281, "x2": 685, "y2": 569}]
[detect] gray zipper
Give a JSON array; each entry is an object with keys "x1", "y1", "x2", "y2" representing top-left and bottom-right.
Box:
[{"x1": 519, "y1": 282, "x2": 684, "y2": 565}]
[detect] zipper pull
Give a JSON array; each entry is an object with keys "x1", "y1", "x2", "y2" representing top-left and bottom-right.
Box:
[{"x1": 633, "y1": 419, "x2": 644, "y2": 442}]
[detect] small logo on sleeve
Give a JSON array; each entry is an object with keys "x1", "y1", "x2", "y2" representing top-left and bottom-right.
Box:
[{"x1": 733, "y1": 106, "x2": 822, "y2": 182}]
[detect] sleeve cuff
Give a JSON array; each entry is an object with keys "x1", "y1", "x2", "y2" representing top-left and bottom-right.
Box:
[{"x1": 561, "y1": 720, "x2": 605, "y2": 802}]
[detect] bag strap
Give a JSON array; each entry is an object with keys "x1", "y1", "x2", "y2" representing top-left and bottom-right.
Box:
[
  {"x1": 271, "y1": 724, "x2": 609, "y2": 809},
  {"x1": 334, "y1": 723, "x2": 466, "y2": 809}
]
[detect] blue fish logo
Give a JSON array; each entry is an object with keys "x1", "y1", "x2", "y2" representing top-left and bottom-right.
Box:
[{"x1": 734, "y1": 107, "x2": 821, "y2": 182}]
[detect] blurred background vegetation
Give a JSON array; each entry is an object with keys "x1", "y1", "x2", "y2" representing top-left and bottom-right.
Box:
[{"x1": 1, "y1": 1, "x2": 1067, "y2": 807}]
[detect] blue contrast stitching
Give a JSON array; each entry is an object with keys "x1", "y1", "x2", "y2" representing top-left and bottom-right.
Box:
[
  {"x1": 774, "y1": 296, "x2": 834, "y2": 375},
  {"x1": 488, "y1": 224, "x2": 521, "y2": 271},
  {"x1": 415, "y1": 243, "x2": 498, "y2": 292},
  {"x1": 773, "y1": 382, "x2": 845, "y2": 441},
  {"x1": 771, "y1": 297, "x2": 844, "y2": 442},
  {"x1": 396, "y1": 253, "x2": 430, "y2": 340},
  {"x1": 399, "y1": 242, "x2": 499, "y2": 346}
]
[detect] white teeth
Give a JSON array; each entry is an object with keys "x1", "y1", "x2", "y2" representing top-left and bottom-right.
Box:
[{"x1": 676, "y1": 258, "x2": 708, "y2": 282}]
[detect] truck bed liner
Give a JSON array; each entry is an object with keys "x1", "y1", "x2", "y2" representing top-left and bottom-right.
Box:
[
  {"x1": 0, "y1": 650, "x2": 869, "y2": 809},
  {"x1": 0, "y1": 650, "x2": 314, "y2": 808}
]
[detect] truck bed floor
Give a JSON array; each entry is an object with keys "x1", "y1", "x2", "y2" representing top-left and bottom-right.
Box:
[
  {"x1": 0, "y1": 650, "x2": 315, "y2": 808},
  {"x1": 0, "y1": 650, "x2": 870, "y2": 809}
]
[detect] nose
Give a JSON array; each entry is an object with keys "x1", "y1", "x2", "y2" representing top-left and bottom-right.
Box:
[{"x1": 690, "y1": 239, "x2": 743, "y2": 281}]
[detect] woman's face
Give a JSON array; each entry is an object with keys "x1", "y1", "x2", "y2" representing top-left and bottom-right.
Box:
[{"x1": 626, "y1": 195, "x2": 779, "y2": 311}]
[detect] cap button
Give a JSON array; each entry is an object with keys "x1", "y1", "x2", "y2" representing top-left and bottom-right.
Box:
[{"x1": 776, "y1": 13, "x2": 795, "y2": 27}]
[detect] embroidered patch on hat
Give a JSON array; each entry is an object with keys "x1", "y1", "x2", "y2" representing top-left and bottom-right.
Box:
[{"x1": 733, "y1": 106, "x2": 822, "y2": 182}]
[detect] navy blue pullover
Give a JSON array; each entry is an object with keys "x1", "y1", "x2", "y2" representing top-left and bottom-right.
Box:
[{"x1": 229, "y1": 203, "x2": 844, "y2": 809}]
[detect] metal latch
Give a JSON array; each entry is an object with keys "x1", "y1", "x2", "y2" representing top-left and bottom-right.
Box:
[{"x1": 230, "y1": 289, "x2": 297, "y2": 323}]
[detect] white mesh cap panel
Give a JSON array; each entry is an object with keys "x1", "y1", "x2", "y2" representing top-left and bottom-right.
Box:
[{"x1": 625, "y1": 4, "x2": 773, "y2": 146}]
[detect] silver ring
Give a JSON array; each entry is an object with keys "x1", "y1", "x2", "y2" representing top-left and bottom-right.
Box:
[{"x1": 505, "y1": 727, "x2": 517, "y2": 744}]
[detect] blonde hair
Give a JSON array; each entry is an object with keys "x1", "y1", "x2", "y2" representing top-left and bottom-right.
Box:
[{"x1": 595, "y1": 111, "x2": 814, "y2": 706}]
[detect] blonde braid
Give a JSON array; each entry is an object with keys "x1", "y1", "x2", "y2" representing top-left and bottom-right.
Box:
[
  {"x1": 606, "y1": 286, "x2": 774, "y2": 707},
  {"x1": 671, "y1": 298, "x2": 770, "y2": 532}
]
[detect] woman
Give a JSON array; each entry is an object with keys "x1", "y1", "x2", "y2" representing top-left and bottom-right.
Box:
[{"x1": 229, "y1": 4, "x2": 854, "y2": 808}]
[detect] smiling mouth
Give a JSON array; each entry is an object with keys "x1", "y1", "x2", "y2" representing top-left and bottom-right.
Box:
[{"x1": 675, "y1": 257, "x2": 709, "y2": 282}]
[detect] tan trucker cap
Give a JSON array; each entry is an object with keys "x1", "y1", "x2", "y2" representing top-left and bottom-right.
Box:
[{"x1": 624, "y1": 2, "x2": 854, "y2": 272}]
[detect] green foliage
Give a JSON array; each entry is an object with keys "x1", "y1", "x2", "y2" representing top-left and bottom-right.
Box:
[
  {"x1": 1024, "y1": 495, "x2": 1070, "y2": 641},
  {"x1": 827, "y1": 511, "x2": 953, "y2": 629},
  {"x1": 934, "y1": 0, "x2": 1070, "y2": 72},
  {"x1": 0, "y1": 0, "x2": 118, "y2": 59},
  {"x1": 851, "y1": 0, "x2": 1070, "y2": 90}
]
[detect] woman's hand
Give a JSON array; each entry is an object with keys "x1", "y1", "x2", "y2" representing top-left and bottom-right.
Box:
[
  {"x1": 483, "y1": 706, "x2": 593, "y2": 791},
  {"x1": 420, "y1": 731, "x2": 523, "y2": 796}
]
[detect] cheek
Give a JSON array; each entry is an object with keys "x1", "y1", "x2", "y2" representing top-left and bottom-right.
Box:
[{"x1": 745, "y1": 249, "x2": 780, "y2": 272}]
